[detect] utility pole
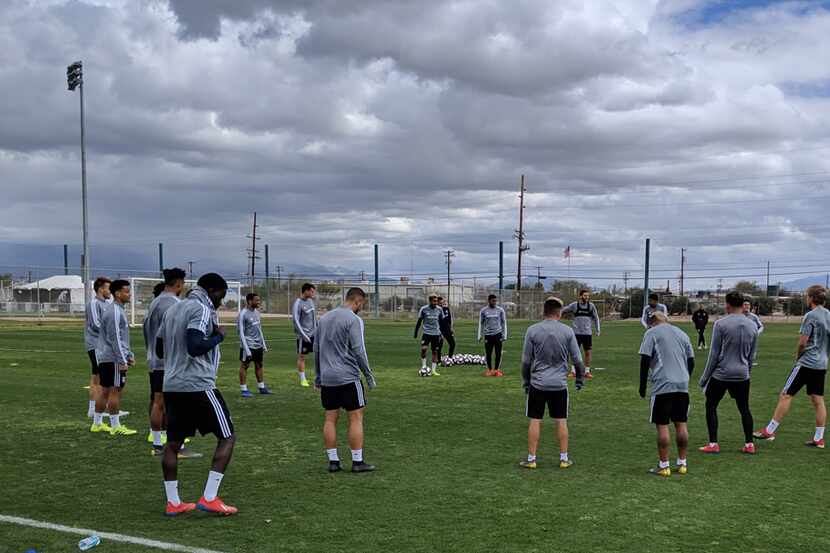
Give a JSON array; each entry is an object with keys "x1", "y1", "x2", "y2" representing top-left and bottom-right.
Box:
[
  {"x1": 186, "y1": 260, "x2": 195, "y2": 276},
  {"x1": 644, "y1": 238, "x2": 651, "y2": 309},
  {"x1": 246, "y1": 211, "x2": 260, "y2": 290},
  {"x1": 63, "y1": 244, "x2": 69, "y2": 276},
  {"x1": 498, "y1": 241, "x2": 504, "y2": 300},
  {"x1": 623, "y1": 271, "x2": 630, "y2": 294},
  {"x1": 680, "y1": 248, "x2": 686, "y2": 297},
  {"x1": 158, "y1": 243, "x2": 164, "y2": 277},
  {"x1": 276, "y1": 265, "x2": 282, "y2": 289},
  {"x1": 766, "y1": 261, "x2": 771, "y2": 295},
  {"x1": 445, "y1": 250, "x2": 455, "y2": 304},
  {"x1": 374, "y1": 244, "x2": 380, "y2": 319},
  {"x1": 535, "y1": 265, "x2": 547, "y2": 288},
  {"x1": 67, "y1": 60, "x2": 90, "y2": 305},
  {"x1": 514, "y1": 174, "x2": 529, "y2": 291},
  {"x1": 264, "y1": 244, "x2": 270, "y2": 312}
]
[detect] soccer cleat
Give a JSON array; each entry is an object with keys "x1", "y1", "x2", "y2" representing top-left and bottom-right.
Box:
[
  {"x1": 165, "y1": 501, "x2": 197, "y2": 517},
  {"x1": 351, "y1": 461, "x2": 376, "y2": 473},
  {"x1": 431, "y1": 368, "x2": 441, "y2": 376},
  {"x1": 90, "y1": 422, "x2": 112, "y2": 433},
  {"x1": 328, "y1": 460, "x2": 342, "y2": 473},
  {"x1": 494, "y1": 370, "x2": 505, "y2": 377},
  {"x1": 259, "y1": 387, "x2": 273, "y2": 395},
  {"x1": 585, "y1": 372, "x2": 593, "y2": 380},
  {"x1": 676, "y1": 464, "x2": 688, "y2": 475},
  {"x1": 147, "y1": 432, "x2": 168, "y2": 445},
  {"x1": 151, "y1": 445, "x2": 164, "y2": 456},
  {"x1": 741, "y1": 443, "x2": 756, "y2": 455},
  {"x1": 240, "y1": 390, "x2": 254, "y2": 398},
  {"x1": 648, "y1": 467, "x2": 671, "y2": 477},
  {"x1": 483, "y1": 369, "x2": 494, "y2": 377},
  {"x1": 177, "y1": 447, "x2": 204, "y2": 459},
  {"x1": 805, "y1": 439, "x2": 825, "y2": 449},
  {"x1": 110, "y1": 425, "x2": 138, "y2": 436},
  {"x1": 197, "y1": 497, "x2": 238, "y2": 516},
  {"x1": 300, "y1": 379, "x2": 310, "y2": 388},
  {"x1": 559, "y1": 459, "x2": 574, "y2": 469},
  {"x1": 698, "y1": 443, "x2": 720, "y2": 454},
  {"x1": 519, "y1": 460, "x2": 537, "y2": 470},
  {"x1": 753, "y1": 428, "x2": 776, "y2": 441}
]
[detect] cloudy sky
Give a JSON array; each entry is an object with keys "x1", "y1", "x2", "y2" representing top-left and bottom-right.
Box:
[{"x1": 2, "y1": 0, "x2": 830, "y2": 290}]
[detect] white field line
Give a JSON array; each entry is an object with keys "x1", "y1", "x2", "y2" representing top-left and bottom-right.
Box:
[{"x1": 0, "y1": 514, "x2": 231, "y2": 553}]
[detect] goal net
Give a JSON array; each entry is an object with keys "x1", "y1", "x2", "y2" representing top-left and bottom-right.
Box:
[{"x1": 128, "y1": 277, "x2": 243, "y2": 326}]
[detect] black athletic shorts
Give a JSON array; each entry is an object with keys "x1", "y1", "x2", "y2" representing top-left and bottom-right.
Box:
[
  {"x1": 421, "y1": 334, "x2": 443, "y2": 353},
  {"x1": 783, "y1": 365, "x2": 826, "y2": 397},
  {"x1": 240, "y1": 348, "x2": 264, "y2": 365},
  {"x1": 149, "y1": 371, "x2": 164, "y2": 395},
  {"x1": 98, "y1": 362, "x2": 127, "y2": 389},
  {"x1": 650, "y1": 392, "x2": 690, "y2": 425},
  {"x1": 321, "y1": 381, "x2": 366, "y2": 412},
  {"x1": 575, "y1": 334, "x2": 593, "y2": 351},
  {"x1": 297, "y1": 338, "x2": 314, "y2": 355},
  {"x1": 87, "y1": 350, "x2": 99, "y2": 375},
  {"x1": 526, "y1": 386, "x2": 569, "y2": 420},
  {"x1": 164, "y1": 389, "x2": 234, "y2": 442}
]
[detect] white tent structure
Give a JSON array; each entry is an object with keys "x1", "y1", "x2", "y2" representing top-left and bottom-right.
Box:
[{"x1": 13, "y1": 275, "x2": 86, "y2": 312}]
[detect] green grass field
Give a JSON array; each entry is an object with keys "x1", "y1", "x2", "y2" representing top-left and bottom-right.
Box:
[{"x1": 1, "y1": 318, "x2": 828, "y2": 553}]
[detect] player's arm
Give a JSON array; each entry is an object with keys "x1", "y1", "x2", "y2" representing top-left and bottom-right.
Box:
[
  {"x1": 699, "y1": 322, "x2": 721, "y2": 387},
  {"x1": 413, "y1": 309, "x2": 423, "y2": 338},
  {"x1": 350, "y1": 318, "x2": 375, "y2": 389},
  {"x1": 684, "y1": 335, "x2": 695, "y2": 376},
  {"x1": 592, "y1": 304, "x2": 601, "y2": 335},
  {"x1": 639, "y1": 355, "x2": 650, "y2": 398},
  {"x1": 501, "y1": 308, "x2": 507, "y2": 341},
  {"x1": 238, "y1": 311, "x2": 251, "y2": 359},
  {"x1": 756, "y1": 316, "x2": 764, "y2": 335},
  {"x1": 477, "y1": 309, "x2": 484, "y2": 341},
  {"x1": 186, "y1": 306, "x2": 224, "y2": 357},
  {"x1": 112, "y1": 311, "x2": 130, "y2": 366},
  {"x1": 521, "y1": 333, "x2": 532, "y2": 393},
  {"x1": 313, "y1": 329, "x2": 322, "y2": 388},
  {"x1": 640, "y1": 307, "x2": 649, "y2": 328},
  {"x1": 292, "y1": 300, "x2": 310, "y2": 342},
  {"x1": 259, "y1": 321, "x2": 268, "y2": 352},
  {"x1": 797, "y1": 331, "x2": 810, "y2": 360},
  {"x1": 561, "y1": 302, "x2": 576, "y2": 317}
]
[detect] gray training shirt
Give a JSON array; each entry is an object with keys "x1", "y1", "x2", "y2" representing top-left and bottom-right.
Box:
[
  {"x1": 161, "y1": 286, "x2": 222, "y2": 393},
  {"x1": 417, "y1": 305, "x2": 444, "y2": 336},
  {"x1": 699, "y1": 313, "x2": 757, "y2": 385},
  {"x1": 562, "y1": 301, "x2": 601, "y2": 336},
  {"x1": 798, "y1": 305, "x2": 830, "y2": 370},
  {"x1": 478, "y1": 306, "x2": 508, "y2": 340},
  {"x1": 143, "y1": 292, "x2": 180, "y2": 371},
  {"x1": 521, "y1": 319, "x2": 584, "y2": 392},
  {"x1": 745, "y1": 312, "x2": 764, "y2": 334},
  {"x1": 292, "y1": 298, "x2": 317, "y2": 342},
  {"x1": 84, "y1": 296, "x2": 107, "y2": 352},
  {"x1": 96, "y1": 302, "x2": 132, "y2": 365},
  {"x1": 314, "y1": 307, "x2": 375, "y2": 388},
  {"x1": 641, "y1": 303, "x2": 668, "y2": 328},
  {"x1": 238, "y1": 307, "x2": 267, "y2": 357},
  {"x1": 639, "y1": 323, "x2": 694, "y2": 397}
]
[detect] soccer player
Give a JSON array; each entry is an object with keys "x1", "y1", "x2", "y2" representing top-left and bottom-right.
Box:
[
  {"x1": 743, "y1": 300, "x2": 764, "y2": 365},
  {"x1": 638, "y1": 311, "x2": 695, "y2": 477},
  {"x1": 641, "y1": 293, "x2": 668, "y2": 328},
  {"x1": 519, "y1": 297, "x2": 584, "y2": 470},
  {"x1": 85, "y1": 276, "x2": 111, "y2": 419},
  {"x1": 292, "y1": 283, "x2": 317, "y2": 387},
  {"x1": 562, "y1": 289, "x2": 601, "y2": 379},
  {"x1": 158, "y1": 273, "x2": 237, "y2": 516},
  {"x1": 438, "y1": 296, "x2": 456, "y2": 358},
  {"x1": 755, "y1": 285, "x2": 830, "y2": 448},
  {"x1": 239, "y1": 292, "x2": 271, "y2": 397},
  {"x1": 692, "y1": 304, "x2": 709, "y2": 350},
  {"x1": 698, "y1": 291, "x2": 758, "y2": 455},
  {"x1": 315, "y1": 287, "x2": 377, "y2": 473},
  {"x1": 91, "y1": 279, "x2": 137, "y2": 436},
  {"x1": 143, "y1": 268, "x2": 185, "y2": 454},
  {"x1": 479, "y1": 294, "x2": 508, "y2": 377},
  {"x1": 414, "y1": 294, "x2": 444, "y2": 376}
]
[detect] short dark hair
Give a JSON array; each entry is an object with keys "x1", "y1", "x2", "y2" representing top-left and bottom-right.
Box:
[
  {"x1": 152, "y1": 282, "x2": 165, "y2": 297},
  {"x1": 725, "y1": 291, "x2": 744, "y2": 308},
  {"x1": 579, "y1": 289, "x2": 589, "y2": 295},
  {"x1": 346, "y1": 287, "x2": 366, "y2": 301},
  {"x1": 648, "y1": 293, "x2": 659, "y2": 301},
  {"x1": 246, "y1": 292, "x2": 259, "y2": 303},
  {"x1": 488, "y1": 294, "x2": 497, "y2": 301},
  {"x1": 437, "y1": 296, "x2": 444, "y2": 301},
  {"x1": 93, "y1": 276, "x2": 111, "y2": 292},
  {"x1": 544, "y1": 297, "x2": 563, "y2": 316},
  {"x1": 807, "y1": 285, "x2": 827, "y2": 306},
  {"x1": 301, "y1": 283, "x2": 315, "y2": 293},
  {"x1": 110, "y1": 279, "x2": 130, "y2": 294},
  {"x1": 197, "y1": 272, "x2": 228, "y2": 291},
  {"x1": 163, "y1": 267, "x2": 186, "y2": 286}
]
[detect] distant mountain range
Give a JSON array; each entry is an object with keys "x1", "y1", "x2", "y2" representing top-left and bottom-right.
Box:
[{"x1": 779, "y1": 275, "x2": 830, "y2": 292}]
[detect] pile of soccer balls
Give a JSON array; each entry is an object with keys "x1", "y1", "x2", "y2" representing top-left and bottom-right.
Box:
[{"x1": 440, "y1": 353, "x2": 486, "y2": 367}]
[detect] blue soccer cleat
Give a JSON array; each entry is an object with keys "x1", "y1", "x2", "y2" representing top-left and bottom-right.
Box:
[
  {"x1": 241, "y1": 390, "x2": 254, "y2": 398},
  {"x1": 259, "y1": 387, "x2": 273, "y2": 395}
]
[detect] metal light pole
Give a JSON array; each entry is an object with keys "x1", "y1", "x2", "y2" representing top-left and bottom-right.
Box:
[{"x1": 67, "y1": 61, "x2": 90, "y2": 309}]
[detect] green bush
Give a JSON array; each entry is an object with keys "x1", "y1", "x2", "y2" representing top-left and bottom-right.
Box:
[
  {"x1": 756, "y1": 296, "x2": 776, "y2": 316},
  {"x1": 618, "y1": 289, "x2": 644, "y2": 319}
]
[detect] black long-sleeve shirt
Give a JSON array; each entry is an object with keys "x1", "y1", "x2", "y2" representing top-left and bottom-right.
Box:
[{"x1": 692, "y1": 309, "x2": 709, "y2": 330}]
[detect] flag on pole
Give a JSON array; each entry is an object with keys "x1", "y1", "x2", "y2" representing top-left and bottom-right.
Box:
[{"x1": 564, "y1": 246, "x2": 571, "y2": 259}]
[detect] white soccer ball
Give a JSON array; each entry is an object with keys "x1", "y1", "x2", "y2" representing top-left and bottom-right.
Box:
[{"x1": 419, "y1": 367, "x2": 431, "y2": 377}]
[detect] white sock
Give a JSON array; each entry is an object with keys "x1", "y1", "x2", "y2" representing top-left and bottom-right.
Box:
[
  {"x1": 152, "y1": 431, "x2": 163, "y2": 447},
  {"x1": 299, "y1": 372, "x2": 307, "y2": 381},
  {"x1": 559, "y1": 452, "x2": 569, "y2": 462},
  {"x1": 766, "y1": 419, "x2": 780, "y2": 434},
  {"x1": 431, "y1": 362, "x2": 437, "y2": 371},
  {"x1": 164, "y1": 480, "x2": 181, "y2": 506},
  {"x1": 351, "y1": 449, "x2": 363, "y2": 463},
  {"x1": 527, "y1": 453, "x2": 536, "y2": 463},
  {"x1": 240, "y1": 384, "x2": 248, "y2": 392},
  {"x1": 258, "y1": 381, "x2": 266, "y2": 389},
  {"x1": 677, "y1": 458, "x2": 687, "y2": 466},
  {"x1": 815, "y1": 427, "x2": 825, "y2": 442},
  {"x1": 659, "y1": 460, "x2": 670, "y2": 469},
  {"x1": 203, "y1": 471, "x2": 224, "y2": 501},
  {"x1": 708, "y1": 442, "x2": 718, "y2": 447},
  {"x1": 421, "y1": 358, "x2": 427, "y2": 369},
  {"x1": 110, "y1": 415, "x2": 120, "y2": 429},
  {"x1": 93, "y1": 412, "x2": 104, "y2": 425},
  {"x1": 88, "y1": 400, "x2": 95, "y2": 416},
  {"x1": 585, "y1": 367, "x2": 591, "y2": 373},
  {"x1": 326, "y1": 448, "x2": 339, "y2": 462}
]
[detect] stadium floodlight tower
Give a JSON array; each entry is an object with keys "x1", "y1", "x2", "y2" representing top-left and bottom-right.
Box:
[{"x1": 66, "y1": 60, "x2": 90, "y2": 308}]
